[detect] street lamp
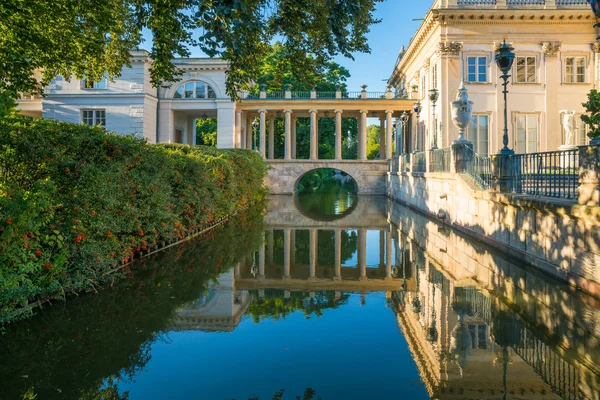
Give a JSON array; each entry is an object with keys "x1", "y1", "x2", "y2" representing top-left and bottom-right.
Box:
[
  {"x1": 429, "y1": 88, "x2": 439, "y2": 150},
  {"x1": 399, "y1": 111, "x2": 409, "y2": 156},
  {"x1": 495, "y1": 40, "x2": 516, "y2": 155},
  {"x1": 413, "y1": 101, "x2": 422, "y2": 152}
]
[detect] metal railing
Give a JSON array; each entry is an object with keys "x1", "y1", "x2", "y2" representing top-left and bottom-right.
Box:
[
  {"x1": 239, "y1": 90, "x2": 394, "y2": 100},
  {"x1": 412, "y1": 151, "x2": 426, "y2": 173},
  {"x1": 316, "y1": 91, "x2": 337, "y2": 99},
  {"x1": 510, "y1": 149, "x2": 579, "y2": 200},
  {"x1": 430, "y1": 147, "x2": 452, "y2": 173},
  {"x1": 462, "y1": 145, "x2": 493, "y2": 190},
  {"x1": 454, "y1": 0, "x2": 587, "y2": 6}
]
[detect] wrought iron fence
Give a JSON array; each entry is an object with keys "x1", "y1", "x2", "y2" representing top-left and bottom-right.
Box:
[
  {"x1": 510, "y1": 149, "x2": 579, "y2": 199},
  {"x1": 316, "y1": 91, "x2": 337, "y2": 99},
  {"x1": 412, "y1": 151, "x2": 426, "y2": 173},
  {"x1": 291, "y1": 91, "x2": 311, "y2": 99},
  {"x1": 462, "y1": 145, "x2": 493, "y2": 190},
  {"x1": 430, "y1": 147, "x2": 452, "y2": 173}
]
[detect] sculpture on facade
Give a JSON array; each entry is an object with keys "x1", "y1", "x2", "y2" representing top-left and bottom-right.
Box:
[
  {"x1": 559, "y1": 110, "x2": 577, "y2": 147},
  {"x1": 451, "y1": 81, "x2": 473, "y2": 144}
]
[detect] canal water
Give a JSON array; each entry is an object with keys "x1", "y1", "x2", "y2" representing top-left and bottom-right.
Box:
[{"x1": 2, "y1": 193, "x2": 600, "y2": 399}]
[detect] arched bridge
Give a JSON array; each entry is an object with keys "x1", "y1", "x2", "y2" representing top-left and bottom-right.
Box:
[{"x1": 265, "y1": 160, "x2": 389, "y2": 195}]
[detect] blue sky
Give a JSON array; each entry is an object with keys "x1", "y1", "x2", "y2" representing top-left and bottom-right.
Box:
[{"x1": 141, "y1": 1, "x2": 433, "y2": 91}]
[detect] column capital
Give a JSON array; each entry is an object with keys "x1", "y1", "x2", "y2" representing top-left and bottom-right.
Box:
[
  {"x1": 283, "y1": 109, "x2": 292, "y2": 114},
  {"x1": 334, "y1": 109, "x2": 343, "y2": 114},
  {"x1": 236, "y1": 109, "x2": 242, "y2": 115},
  {"x1": 359, "y1": 109, "x2": 369, "y2": 115},
  {"x1": 385, "y1": 110, "x2": 394, "y2": 115},
  {"x1": 309, "y1": 109, "x2": 318, "y2": 114},
  {"x1": 258, "y1": 109, "x2": 267, "y2": 114}
]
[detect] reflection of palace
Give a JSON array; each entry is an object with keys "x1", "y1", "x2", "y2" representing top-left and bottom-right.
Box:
[
  {"x1": 174, "y1": 196, "x2": 600, "y2": 399},
  {"x1": 388, "y1": 206, "x2": 600, "y2": 400},
  {"x1": 171, "y1": 269, "x2": 252, "y2": 332}
]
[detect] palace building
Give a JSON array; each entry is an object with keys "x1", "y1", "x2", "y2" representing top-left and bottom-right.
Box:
[
  {"x1": 389, "y1": 0, "x2": 596, "y2": 155},
  {"x1": 16, "y1": 0, "x2": 598, "y2": 156}
]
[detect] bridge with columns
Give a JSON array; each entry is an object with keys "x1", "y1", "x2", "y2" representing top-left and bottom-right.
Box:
[{"x1": 235, "y1": 88, "x2": 415, "y2": 194}]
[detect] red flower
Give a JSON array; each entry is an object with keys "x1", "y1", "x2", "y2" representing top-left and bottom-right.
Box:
[
  {"x1": 65, "y1": 168, "x2": 70, "y2": 173},
  {"x1": 107, "y1": 231, "x2": 112, "y2": 238},
  {"x1": 6, "y1": 218, "x2": 12, "y2": 225},
  {"x1": 49, "y1": 225, "x2": 55, "y2": 229},
  {"x1": 42, "y1": 262, "x2": 54, "y2": 271},
  {"x1": 74, "y1": 233, "x2": 85, "y2": 243},
  {"x1": 137, "y1": 229, "x2": 144, "y2": 236},
  {"x1": 35, "y1": 249, "x2": 42, "y2": 257}
]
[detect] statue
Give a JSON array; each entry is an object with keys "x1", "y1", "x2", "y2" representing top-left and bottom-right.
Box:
[
  {"x1": 559, "y1": 110, "x2": 577, "y2": 146},
  {"x1": 451, "y1": 81, "x2": 473, "y2": 144}
]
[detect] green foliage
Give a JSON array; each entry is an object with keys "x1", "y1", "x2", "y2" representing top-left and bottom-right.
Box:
[
  {"x1": 0, "y1": 116, "x2": 267, "y2": 325},
  {"x1": 0, "y1": 0, "x2": 383, "y2": 98},
  {"x1": 195, "y1": 118, "x2": 217, "y2": 146},
  {"x1": 296, "y1": 168, "x2": 357, "y2": 194},
  {"x1": 366, "y1": 124, "x2": 380, "y2": 160},
  {"x1": 246, "y1": 289, "x2": 350, "y2": 323},
  {"x1": 0, "y1": 91, "x2": 16, "y2": 117},
  {"x1": 0, "y1": 207, "x2": 266, "y2": 400},
  {"x1": 581, "y1": 89, "x2": 600, "y2": 139}
]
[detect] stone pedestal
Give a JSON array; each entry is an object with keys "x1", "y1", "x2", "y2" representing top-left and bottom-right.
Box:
[
  {"x1": 491, "y1": 153, "x2": 516, "y2": 193},
  {"x1": 452, "y1": 142, "x2": 473, "y2": 174},
  {"x1": 558, "y1": 144, "x2": 578, "y2": 169},
  {"x1": 578, "y1": 145, "x2": 600, "y2": 206}
]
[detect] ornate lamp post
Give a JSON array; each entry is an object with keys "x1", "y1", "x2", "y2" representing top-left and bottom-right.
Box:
[
  {"x1": 399, "y1": 111, "x2": 409, "y2": 155},
  {"x1": 413, "y1": 101, "x2": 422, "y2": 152},
  {"x1": 429, "y1": 88, "x2": 439, "y2": 150},
  {"x1": 495, "y1": 41, "x2": 516, "y2": 155}
]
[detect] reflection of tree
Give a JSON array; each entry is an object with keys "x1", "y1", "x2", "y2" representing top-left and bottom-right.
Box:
[
  {"x1": 296, "y1": 168, "x2": 357, "y2": 194},
  {"x1": 0, "y1": 206, "x2": 266, "y2": 400},
  {"x1": 246, "y1": 290, "x2": 350, "y2": 323}
]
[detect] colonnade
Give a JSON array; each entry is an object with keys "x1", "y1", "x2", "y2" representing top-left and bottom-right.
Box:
[
  {"x1": 253, "y1": 228, "x2": 395, "y2": 280},
  {"x1": 236, "y1": 109, "x2": 395, "y2": 161}
]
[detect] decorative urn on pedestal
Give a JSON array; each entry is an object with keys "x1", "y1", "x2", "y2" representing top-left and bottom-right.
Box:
[{"x1": 451, "y1": 81, "x2": 473, "y2": 145}]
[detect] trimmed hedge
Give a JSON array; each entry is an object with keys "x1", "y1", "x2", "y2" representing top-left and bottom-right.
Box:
[{"x1": 0, "y1": 116, "x2": 267, "y2": 324}]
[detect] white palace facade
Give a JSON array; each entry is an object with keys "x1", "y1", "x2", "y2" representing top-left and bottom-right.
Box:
[{"x1": 16, "y1": 0, "x2": 599, "y2": 156}]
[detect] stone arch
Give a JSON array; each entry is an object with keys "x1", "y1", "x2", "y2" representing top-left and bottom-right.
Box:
[{"x1": 293, "y1": 166, "x2": 360, "y2": 194}]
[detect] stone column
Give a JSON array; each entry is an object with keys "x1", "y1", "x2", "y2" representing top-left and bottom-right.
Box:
[
  {"x1": 379, "y1": 116, "x2": 386, "y2": 159},
  {"x1": 309, "y1": 229, "x2": 317, "y2": 278},
  {"x1": 359, "y1": 110, "x2": 368, "y2": 160},
  {"x1": 258, "y1": 235, "x2": 265, "y2": 279},
  {"x1": 386, "y1": 230, "x2": 393, "y2": 279},
  {"x1": 334, "y1": 229, "x2": 342, "y2": 281},
  {"x1": 246, "y1": 116, "x2": 253, "y2": 149},
  {"x1": 284, "y1": 110, "x2": 292, "y2": 160},
  {"x1": 310, "y1": 109, "x2": 318, "y2": 160},
  {"x1": 379, "y1": 230, "x2": 385, "y2": 267},
  {"x1": 291, "y1": 116, "x2": 297, "y2": 159},
  {"x1": 235, "y1": 110, "x2": 242, "y2": 149},
  {"x1": 358, "y1": 229, "x2": 367, "y2": 279},
  {"x1": 335, "y1": 110, "x2": 343, "y2": 160},
  {"x1": 283, "y1": 228, "x2": 291, "y2": 278},
  {"x1": 259, "y1": 110, "x2": 267, "y2": 158},
  {"x1": 386, "y1": 110, "x2": 394, "y2": 159},
  {"x1": 268, "y1": 117, "x2": 275, "y2": 159}
]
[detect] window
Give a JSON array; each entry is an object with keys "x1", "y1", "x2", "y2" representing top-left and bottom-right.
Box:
[
  {"x1": 82, "y1": 75, "x2": 107, "y2": 89},
  {"x1": 565, "y1": 56, "x2": 586, "y2": 83},
  {"x1": 421, "y1": 75, "x2": 427, "y2": 99},
  {"x1": 82, "y1": 110, "x2": 106, "y2": 127},
  {"x1": 173, "y1": 81, "x2": 217, "y2": 99},
  {"x1": 467, "y1": 56, "x2": 487, "y2": 83},
  {"x1": 515, "y1": 56, "x2": 537, "y2": 83},
  {"x1": 467, "y1": 114, "x2": 489, "y2": 156},
  {"x1": 515, "y1": 114, "x2": 538, "y2": 154},
  {"x1": 431, "y1": 64, "x2": 438, "y2": 89}
]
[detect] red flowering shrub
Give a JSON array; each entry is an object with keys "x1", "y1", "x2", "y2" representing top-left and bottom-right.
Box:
[{"x1": 0, "y1": 116, "x2": 267, "y2": 324}]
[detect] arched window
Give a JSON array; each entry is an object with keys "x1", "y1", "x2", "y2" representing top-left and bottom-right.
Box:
[{"x1": 173, "y1": 81, "x2": 217, "y2": 99}]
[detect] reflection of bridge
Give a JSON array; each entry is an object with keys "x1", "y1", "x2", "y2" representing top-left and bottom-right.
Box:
[{"x1": 264, "y1": 195, "x2": 388, "y2": 229}]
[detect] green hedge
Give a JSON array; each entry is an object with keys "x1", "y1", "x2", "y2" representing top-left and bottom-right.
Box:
[{"x1": 0, "y1": 116, "x2": 267, "y2": 324}]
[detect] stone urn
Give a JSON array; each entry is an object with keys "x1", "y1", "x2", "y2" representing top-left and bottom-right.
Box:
[{"x1": 451, "y1": 81, "x2": 473, "y2": 144}]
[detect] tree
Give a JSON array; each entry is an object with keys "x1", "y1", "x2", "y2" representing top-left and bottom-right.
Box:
[
  {"x1": 581, "y1": 89, "x2": 600, "y2": 140},
  {"x1": 254, "y1": 43, "x2": 358, "y2": 160},
  {"x1": 0, "y1": 0, "x2": 383, "y2": 99},
  {"x1": 195, "y1": 118, "x2": 217, "y2": 146},
  {"x1": 0, "y1": 92, "x2": 16, "y2": 118},
  {"x1": 366, "y1": 124, "x2": 380, "y2": 159}
]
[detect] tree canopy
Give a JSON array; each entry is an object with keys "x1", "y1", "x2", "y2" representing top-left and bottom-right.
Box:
[{"x1": 0, "y1": 0, "x2": 382, "y2": 98}]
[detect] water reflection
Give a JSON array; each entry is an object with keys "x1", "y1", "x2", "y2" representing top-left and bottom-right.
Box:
[{"x1": 1, "y1": 195, "x2": 599, "y2": 399}]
